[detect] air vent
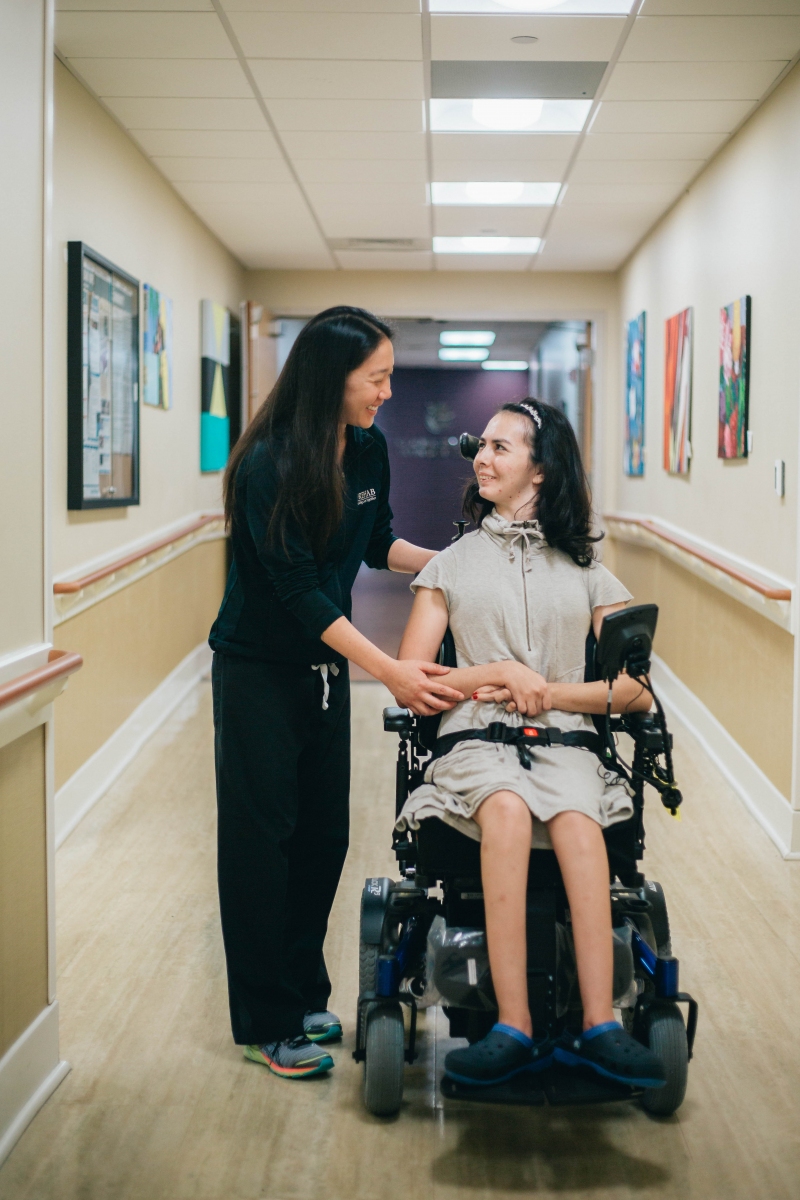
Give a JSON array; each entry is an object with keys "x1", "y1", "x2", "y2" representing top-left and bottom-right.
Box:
[
  {"x1": 431, "y1": 61, "x2": 607, "y2": 100},
  {"x1": 328, "y1": 238, "x2": 430, "y2": 253}
]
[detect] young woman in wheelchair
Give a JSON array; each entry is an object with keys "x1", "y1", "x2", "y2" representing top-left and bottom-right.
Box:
[{"x1": 395, "y1": 399, "x2": 667, "y2": 1090}]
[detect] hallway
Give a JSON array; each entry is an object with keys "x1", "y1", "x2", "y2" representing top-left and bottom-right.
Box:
[{"x1": 3, "y1": 680, "x2": 798, "y2": 1200}]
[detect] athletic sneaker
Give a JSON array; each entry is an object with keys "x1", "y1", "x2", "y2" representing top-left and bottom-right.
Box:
[
  {"x1": 444, "y1": 1023, "x2": 554, "y2": 1086},
  {"x1": 554, "y1": 1021, "x2": 666, "y2": 1088},
  {"x1": 303, "y1": 1010, "x2": 343, "y2": 1043},
  {"x1": 243, "y1": 1035, "x2": 334, "y2": 1079}
]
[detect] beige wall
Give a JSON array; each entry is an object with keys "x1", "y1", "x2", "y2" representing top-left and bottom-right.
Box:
[
  {"x1": 53, "y1": 539, "x2": 227, "y2": 790},
  {"x1": 616, "y1": 62, "x2": 800, "y2": 581},
  {"x1": 51, "y1": 61, "x2": 245, "y2": 578}
]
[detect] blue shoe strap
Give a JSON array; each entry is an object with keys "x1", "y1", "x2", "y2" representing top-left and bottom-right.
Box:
[
  {"x1": 493, "y1": 1023, "x2": 533, "y2": 1048},
  {"x1": 582, "y1": 1021, "x2": 623, "y2": 1042}
]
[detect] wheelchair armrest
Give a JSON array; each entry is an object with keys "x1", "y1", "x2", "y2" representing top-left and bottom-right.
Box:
[{"x1": 383, "y1": 706, "x2": 414, "y2": 735}]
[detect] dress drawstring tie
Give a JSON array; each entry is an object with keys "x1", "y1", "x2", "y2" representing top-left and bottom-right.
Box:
[
  {"x1": 505, "y1": 525, "x2": 543, "y2": 572},
  {"x1": 311, "y1": 662, "x2": 340, "y2": 709}
]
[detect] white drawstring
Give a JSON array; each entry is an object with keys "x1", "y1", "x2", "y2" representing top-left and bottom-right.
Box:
[
  {"x1": 506, "y1": 525, "x2": 542, "y2": 572},
  {"x1": 311, "y1": 662, "x2": 340, "y2": 709}
]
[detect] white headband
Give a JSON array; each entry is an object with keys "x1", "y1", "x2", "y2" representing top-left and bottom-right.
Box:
[{"x1": 519, "y1": 402, "x2": 542, "y2": 430}]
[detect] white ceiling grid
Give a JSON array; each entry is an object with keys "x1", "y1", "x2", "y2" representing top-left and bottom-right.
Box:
[{"x1": 55, "y1": 0, "x2": 800, "y2": 272}]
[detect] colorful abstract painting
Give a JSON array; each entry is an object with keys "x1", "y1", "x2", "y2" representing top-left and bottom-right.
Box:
[
  {"x1": 663, "y1": 307, "x2": 693, "y2": 475},
  {"x1": 719, "y1": 295, "x2": 751, "y2": 459},
  {"x1": 624, "y1": 312, "x2": 645, "y2": 476},
  {"x1": 200, "y1": 299, "x2": 230, "y2": 472},
  {"x1": 142, "y1": 283, "x2": 172, "y2": 410}
]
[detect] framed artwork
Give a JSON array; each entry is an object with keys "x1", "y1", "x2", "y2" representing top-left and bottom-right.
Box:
[
  {"x1": 663, "y1": 307, "x2": 693, "y2": 475},
  {"x1": 624, "y1": 312, "x2": 645, "y2": 476},
  {"x1": 200, "y1": 299, "x2": 230, "y2": 472},
  {"x1": 67, "y1": 242, "x2": 139, "y2": 509},
  {"x1": 719, "y1": 295, "x2": 751, "y2": 459},
  {"x1": 143, "y1": 283, "x2": 172, "y2": 410}
]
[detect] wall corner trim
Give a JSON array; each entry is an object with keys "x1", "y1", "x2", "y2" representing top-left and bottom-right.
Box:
[
  {"x1": 55, "y1": 640, "x2": 212, "y2": 847},
  {"x1": 0, "y1": 1002, "x2": 69, "y2": 1169},
  {"x1": 651, "y1": 654, "x2": 800, "y2": 859}
]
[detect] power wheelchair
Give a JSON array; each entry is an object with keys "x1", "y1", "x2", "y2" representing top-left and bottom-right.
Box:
[{"x1": 354, "y1": 492, "x2": 698, "y2": 1119}]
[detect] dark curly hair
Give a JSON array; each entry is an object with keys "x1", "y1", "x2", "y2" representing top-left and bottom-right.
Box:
[{"x1": 463, "y1": 399, "x2": 602, "y2": 567}]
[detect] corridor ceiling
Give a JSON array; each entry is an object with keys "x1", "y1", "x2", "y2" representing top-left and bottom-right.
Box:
[{"x1": 56, "y1": 1, "x2": 800, "y2": 272}]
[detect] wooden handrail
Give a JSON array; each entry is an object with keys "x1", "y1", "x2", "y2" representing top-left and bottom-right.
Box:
[
  {"x1": 606, "y1": 515, "x2": 792, "y2": 602},
  {"x1": 0, "y1": 649, "x2": 83, "y2": 712},
  {"x1": 53, "y1": 513, "x2": 224, "y2": 595}
]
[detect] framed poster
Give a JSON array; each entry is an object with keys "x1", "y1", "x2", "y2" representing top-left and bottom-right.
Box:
[
  {"x1": 67, "y1": 242, "x2": 139, "y2": 509},
  {"x1": 719, "y1": 295, "x2": 751, "y2": 459},
  {"x1": 624, "y1": 312, "x2": 645, "y2": 476},
  {"x1": 663, "y1": 307, "x2": 693, "y2": 475},
  {"x1": 200, "y1": 299, "x2": 230, "y2": 472},
  {"x1": 143, "y1": 283, "x2": 172, "y2": 410}
]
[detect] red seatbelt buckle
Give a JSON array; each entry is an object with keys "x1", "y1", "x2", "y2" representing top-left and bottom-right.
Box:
[{"x1": 522, "y1": 727, "x2": 540, "y2": 738}]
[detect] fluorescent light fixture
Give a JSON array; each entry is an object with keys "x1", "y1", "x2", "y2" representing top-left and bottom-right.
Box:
[
  {"x1": 432, "y1": 181, "x2": 560, "y2": 206},
  {"x1": 430, "y1": 2, "x2": 631, "y2": 12},
  {"x1": 440, "y1": 330, "x2": 496, "y2": 346},
  {"x1": 439, "y1": 347, "x2": 490, "y2": 362},
  {"x1": 430, "y1": 98, "x2": 592, "y2": 134},
  {"x1": 482, "y1": 360, "x2": 530, "y2": 371},
  {"x1": 433, "y1": 236, "x2": 541, "y2": 255}
]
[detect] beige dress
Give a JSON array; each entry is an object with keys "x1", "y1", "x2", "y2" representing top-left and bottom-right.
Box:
[{"x1": 396, "y1": 512, "x2": 634, "y2": 850}]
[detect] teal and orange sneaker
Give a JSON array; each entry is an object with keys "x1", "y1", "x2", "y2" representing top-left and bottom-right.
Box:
[
  {"x1": 244, "y1": 1035, "x2": 334, "y2": 1079},
  {"x1": 303, "y1": 1010, "x2": 343, "y2": 1043}
]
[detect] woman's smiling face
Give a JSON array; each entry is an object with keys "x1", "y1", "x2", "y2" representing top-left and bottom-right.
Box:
[
  {"x1": 342, "y1": 337, "x2": 394, "y2": 429},
  {"x1": 474, "y1": 410, "x2": 544, "y2": 520}
]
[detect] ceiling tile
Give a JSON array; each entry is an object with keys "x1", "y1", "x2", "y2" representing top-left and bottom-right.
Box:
[
  {"x1": 433, "y1": 207, "x2": 550, "y2": 237},
  {"x1": 538, "y1": 232, "x2": 635, "y2": 269},
  {"x1": 226, "y1": 12, "x2": 422, "y2": 59},
  {"x1": 172, "y1": 180, "x2": 301, "y2": 205},
  {"x1": 641, "y1": 1, "x2": 800, "y2": 13},
  {"x1": 247, "y1": 59, "x2": 424, "y2": 99},
  {"x1": 432, "y1": 159, "x2": 567, "y2": 181},
  {"x1": 562, "y1": 181, "x2": 684, "y2": 205},
  {"x1": 432, "y1": 132, "x2": 578, "y2": 162},
  {"x1": 68, "y1": 58, "x2": 250, "y2": 98},
  {"x1": 430, "y1": 15, "x2": 626, "y2": 61},
  {"x1": 103, "y1": 97, "x2": 267, "y2": 130},
  {"x1": 592, "y1": 99, "x2": 754, "y2": 134},
  {"x1": 570, "y1": 157, "x2": 701, "y2": 183},
  {"x1": 621, "y1": 16, "x2": 800, "y2": 60},
  {"x1": 55, "y1": 12, "x2": 234, "y2": 57},
  {"x1": 127, "y1": 128, "x2": 282, "y2": 157},
  {"x1": 280, "y1": 131, "x2": 426, "y2": 158},
  {"x1": 602, "y1": 59, "x2": 787, "y2": 100},
  {"x1": 305, "y1": 185, "x2": 430, "y2": 238},
  {"x1": 547, "y1": 203, "x2": 660, "y2": 234},
  {"x1": 333, "y1": 250, "x2": 433, "y2": 270},
  {"x1": 225, "y1": 0, "x2": 420, "y2": 9},
  {"x1": 294, "y1": 158, "x2": 428, "y2": 182},
  {"x1": 57, "y1": 0, "x2": 211, "y2": 8},
  {"x1": 266, "y1": 98, "x2": 423, "y2": 132},
  {"x1": 580, "y1": 130, "x2": 728, "y2": 158},
  {"x1": 188, "y1": 202, "x2": 333, "y2": 268},
  {"x1": 152, "y1": 156, "x2": 293, "y2": 182}
]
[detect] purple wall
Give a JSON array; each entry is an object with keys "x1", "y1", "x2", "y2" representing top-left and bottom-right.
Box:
[{"x1": 377, "y1": 368, "x2": 530, "y2": 551}]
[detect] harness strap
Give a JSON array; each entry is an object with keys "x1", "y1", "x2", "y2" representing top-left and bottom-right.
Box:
[{"x1": 430, "y1": 721, "x2": 609, "y2": 771}]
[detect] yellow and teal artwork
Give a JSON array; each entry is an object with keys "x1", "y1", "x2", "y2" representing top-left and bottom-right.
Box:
[
  {"x1": 200, "y1": 299, "x2": 230, "y2": 472},
  {"x1": 719, "y1": 296, "x2": 750, "y2": 459},
  {"x1": 143, "y1": 283, "x2": 172, "y2": 410}
]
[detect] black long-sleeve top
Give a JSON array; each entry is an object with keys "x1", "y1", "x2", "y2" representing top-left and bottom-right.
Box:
[{"x1": 209, "y1": 424, "x2": 397, "y2": 664}]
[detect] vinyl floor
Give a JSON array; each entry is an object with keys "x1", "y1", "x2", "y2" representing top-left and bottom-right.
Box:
[{"x1": 2, "y1": 679, "x2": 799, "y2": 1200}]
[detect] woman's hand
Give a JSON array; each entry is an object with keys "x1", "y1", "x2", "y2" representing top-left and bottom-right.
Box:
[
  {"x1": 472, "y1": 684, "x2": 516, "y2": 711},
  {"x1": 489, "y1": 663, "x2": 550, "y2": 716},
  {"x1": 383, "y1": 659, "x2": 464, "y2": 717}
]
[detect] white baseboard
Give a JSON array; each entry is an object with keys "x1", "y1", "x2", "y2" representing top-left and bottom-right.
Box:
[
  {"x1": 55, "y1": 641, "x2": 212, "y2": 848},
  {"x1": 650, "y1": 653, "x2": 800, "y2": 859},
  {"x1": 0, "y1": 1003, "x2": 69, "y2": 1169}
]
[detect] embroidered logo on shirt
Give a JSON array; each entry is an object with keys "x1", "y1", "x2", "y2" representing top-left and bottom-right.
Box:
[{"x1": 357, "y1": 488, "x2": 377, "y2": 505}]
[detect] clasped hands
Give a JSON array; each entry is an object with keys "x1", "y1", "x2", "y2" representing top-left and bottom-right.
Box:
[{"x1": 387, "y1": 658, "x2": 549, "y2": 718}]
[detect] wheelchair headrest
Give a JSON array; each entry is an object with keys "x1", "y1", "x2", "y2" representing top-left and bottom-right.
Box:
[{"x1": 459, "y1": 432, "x2": 480, "y2": 460}]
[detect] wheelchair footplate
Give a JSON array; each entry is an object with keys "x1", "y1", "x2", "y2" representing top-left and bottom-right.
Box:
[{"x1": 441, "y1": 1063, "x2": 644, "y2": 1108}]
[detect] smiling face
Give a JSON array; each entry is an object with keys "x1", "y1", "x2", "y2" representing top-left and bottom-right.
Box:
[
  {"x1": 341, "y1": 337, "x2": 394, "y2": 429},
  {"x1": 474, "y1": 409, "x2": 544, "y2": 521}
]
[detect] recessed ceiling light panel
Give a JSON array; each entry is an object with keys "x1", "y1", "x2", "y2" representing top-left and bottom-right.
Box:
[
  {"x1": 439, "y1": 347, "x2": 491, "y2": 361},
  {"x1": 430, "y1": 98, "x2": 592, "y2": 133},
  {"x1": 433, "y1": 236, "x2": 542, "y2": 254},
  {"x1": 432, "y1": 181, "x2": 560, "y2": 206},
  {"x1": 440, "y1": 330, "x2": 496, "y2": 346},
  {"x1": 430, "y1": 1, "x2": 630, "y2": 12},
  {"x1": 482, "y1": 360, "x2": 530, "y2": 371}
]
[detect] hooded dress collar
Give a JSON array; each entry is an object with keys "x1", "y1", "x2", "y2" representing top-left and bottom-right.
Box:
[{"x1": 480, "y1": 511, "x2": 546, "y2": 572}]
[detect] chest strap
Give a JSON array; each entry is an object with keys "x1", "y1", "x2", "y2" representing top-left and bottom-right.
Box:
[{"x1": 431, "y1": 721, "x2": 609, "y2": 771}]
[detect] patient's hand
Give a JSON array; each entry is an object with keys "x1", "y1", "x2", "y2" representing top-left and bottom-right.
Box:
[
  {"x1": 473, "y1": 684, "x2": 516, "y2": 711},
  {"x1": 488, "y1": 663, "x2": 550, "y2": 716}
]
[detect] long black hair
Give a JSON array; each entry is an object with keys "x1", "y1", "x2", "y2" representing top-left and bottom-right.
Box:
[
  {"x1": 463, "y1": 398, "x2": 602, "y2": 566},
  {"x1": 223, "y1": 305, "x2": 392, "y2": 557}
]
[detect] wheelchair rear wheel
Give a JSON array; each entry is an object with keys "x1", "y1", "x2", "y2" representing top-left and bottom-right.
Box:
[
  {"x1": 363, "y1": 1004, "x2": 405, "y2": 1117},
  {"x1": 640, "y1": 1002, "x2": 688, "y2": 1116}
]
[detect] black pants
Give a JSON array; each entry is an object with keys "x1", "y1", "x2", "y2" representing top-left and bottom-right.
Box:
[{"x1": 212, "y1": 652, "x2": 350, "y2": 1044}]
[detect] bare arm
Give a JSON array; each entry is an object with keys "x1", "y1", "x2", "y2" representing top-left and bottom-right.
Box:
[{"x1": 387, "y1": 539, "x2": 438, "y2": 574}]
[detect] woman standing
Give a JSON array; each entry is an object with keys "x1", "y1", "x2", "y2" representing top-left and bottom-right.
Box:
[{"x1": 209, "y1": 307, "x2": 461, "y2": 1080}]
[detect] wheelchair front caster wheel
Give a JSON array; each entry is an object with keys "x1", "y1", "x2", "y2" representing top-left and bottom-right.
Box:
[
  {"x1": 640, "y1": 1002, "x2": 688, "y2": 1116},
  {"x1": 363, "y1": 1004, "x2": 405, "y2": 1117}
]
